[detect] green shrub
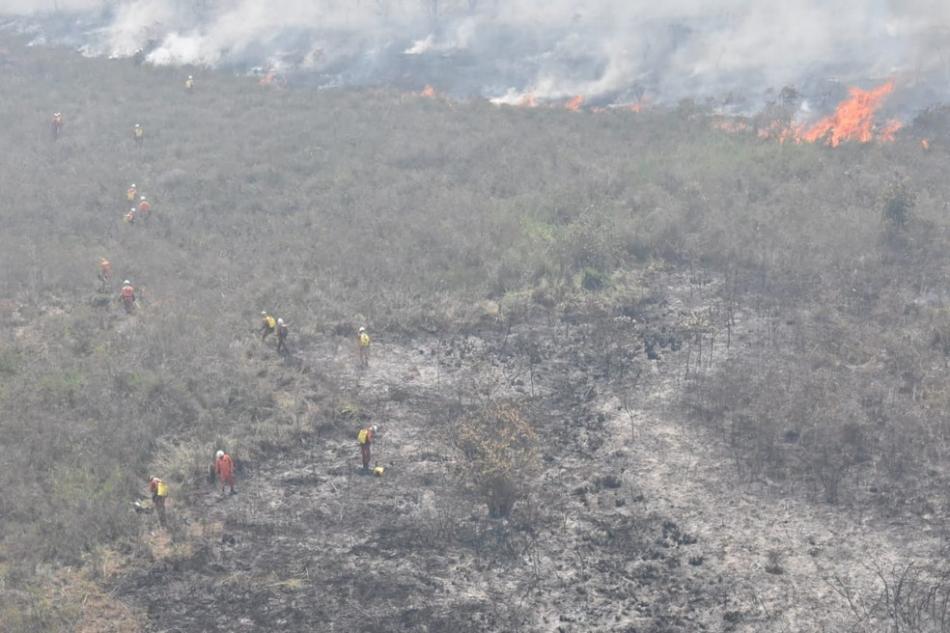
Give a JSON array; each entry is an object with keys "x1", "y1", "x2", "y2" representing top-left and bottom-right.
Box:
[
  {"x1": 455, "y1": 403, "x2": 538, "y2": 518},
  {"x1": 881, "y1": 177, "x2": 917, "y2": 230},
  {"x1": 581, "y1": 266, "x2": 608, "y2": 291}
]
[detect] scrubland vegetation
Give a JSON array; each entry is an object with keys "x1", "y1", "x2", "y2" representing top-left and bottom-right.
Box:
[{"x1": 3, "y1": 32, "x2": 950, "y2": 632}]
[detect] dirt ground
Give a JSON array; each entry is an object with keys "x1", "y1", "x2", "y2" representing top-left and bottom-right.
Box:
[{"x1": 111, "y1": 271, "x2": 944, "y2": 632}]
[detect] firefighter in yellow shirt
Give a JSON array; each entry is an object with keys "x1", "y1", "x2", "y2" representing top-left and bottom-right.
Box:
[
  {"x1": 148, "y1": 477, "x2": 168, "y2": 527},
  {"x1": 358, "y1": 424, "x2": 378, "y2": 472},
  {"x1": 260, "y1": 311, "x2": 277, "y2": 341},
  {"x1": 358, "y1": 326, "x2": 370, "y2": 368}
]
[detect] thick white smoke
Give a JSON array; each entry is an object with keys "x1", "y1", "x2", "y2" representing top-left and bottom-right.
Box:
[{"x1": 4, "y1": 0, "x2": 950, "y2": 111}]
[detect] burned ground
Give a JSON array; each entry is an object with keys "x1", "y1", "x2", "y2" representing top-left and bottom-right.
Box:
[
  {"x1": 110, "y1": 272, "x2": 947, "y2": 632},
  {"x1": 112, "y1": 290, "x2": 725, "y2": 633}
]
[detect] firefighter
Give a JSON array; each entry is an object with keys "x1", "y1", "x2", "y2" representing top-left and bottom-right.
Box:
[
  {"x1": 120, "y1": 280, "x2": 136, "y2": 313},
  {"x1": 276, "y1": 318, "x2": 289, "y2": 354},
  {"x1": 124, "y1": 208, "x2": 137, "y2": 224},
  {"x1": 133, "y1": 123, "x2": 144, "y2": 144},
  {"x1": 185, "y1": 75, "x2": 194, "y2": 91},
  {"x1": 98, "y1": 257, "x2": 112, "y2": 289},
  {"x1": 358, "y1": 326, "x2": 370, "y2": 368},
  {"x1": 357, "y1": 424, "x2": 378, "y2": 472},
  {"x1": 138, "y1": 195, "x2": 151, "y2": 220},
  {"x1": 260, "y1": 311, "x2": 276, "y2": 341},
  {"x1": 127, "y1": 183, "x2": 137, "y2": 203},
  {"x1": 214, "y1": 450, "x2": 236, "y2": 495},
  {"x1": 148, "y1": 476, "x2": 168, "y2": 527},
  {"x1": 50, "y1": 112, "x2": 63, "y2": 140}
]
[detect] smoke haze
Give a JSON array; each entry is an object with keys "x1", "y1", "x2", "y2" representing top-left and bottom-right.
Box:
[{"x1": 4, "y1": 1, "x2": 950, "y2": 113}]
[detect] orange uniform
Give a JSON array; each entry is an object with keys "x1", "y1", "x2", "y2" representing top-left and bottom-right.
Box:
[
  {"x1": 215, "y1": 452, "x2": 235, "y2": 493},
  {"x1": 138, "y1": 199, "x2": 151, "y2": 218},
  {"x1": 120, "y1": 283, "x2": 135, "y2": 313}
]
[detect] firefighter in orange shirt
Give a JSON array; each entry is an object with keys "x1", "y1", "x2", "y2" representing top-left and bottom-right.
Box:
[
  {"x1": 98, "y1": 258, "x2": 112, "y2": 290},
  {"x1": 137, "y1": 196, "x2": 151, "y2": 220},
  {"x1": 214, "y1": 450, "x2": 236, "y2": 495},
  {"x1": 120, "y1": 280, "x2": 136, "y2": 313}
]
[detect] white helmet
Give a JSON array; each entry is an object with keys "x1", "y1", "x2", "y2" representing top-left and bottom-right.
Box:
[
  {"x1": 188, "y1": 75, "x2": 193, "y2": 79},
  {"x1": 371, "y1": 425, "x2": 378, "y2": 433},
  {"x1": 140, "y1": 195, "x2": 146, "y2": 200},
  {"x1": 130, "y1": 183, "x2": 136, "y2": 187},
  {"x1": 358, "y1": 326, "x2": 366, "y2": 333},
  {"x1": 216, "y1": 450, "x2": 224, "y2": 459},
  {"x1": 123, "y1": 280, "x2": 130, "y2": 285},
  {"x1": 261, "y1": 311, "x2": 267, "y2": 316},
  {"x1": 277, "y1": 318, "x2": 284, "y2": 325}
]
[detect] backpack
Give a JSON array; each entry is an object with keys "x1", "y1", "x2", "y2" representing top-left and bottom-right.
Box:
[{"x1": 357, "y1": 429, "x2": 369, "y2": 445}]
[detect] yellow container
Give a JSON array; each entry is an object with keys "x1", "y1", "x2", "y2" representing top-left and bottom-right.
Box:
[
  {"x1": 156, "y1": 481, "x2": 168, "y2": 497},
  {"x1": 373, "y1": 466, "x2": 384, "y2": 477}
]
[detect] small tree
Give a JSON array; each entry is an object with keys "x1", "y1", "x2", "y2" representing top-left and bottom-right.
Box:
[
  {"x1": 455, "y1": 402, "x2": 538, "y2": 518},
  {"x1": 881, "y1": 177, "x2": 917, "y2": 230}
]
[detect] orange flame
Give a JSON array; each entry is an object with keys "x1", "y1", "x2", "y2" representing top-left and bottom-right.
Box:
[
  {"x1": 565, "y1": 95, "x2": 584, "y2": 112},
  {"x1": 420, "y1": 84, "x2": 437, "y2": 98},
  {"x1": 800, "y1": 81, "x2": 897, "y2": 147},
  {"x1": 737, "y1": 80, "x2": 902, "y2": 147},
  {"x1": 755, "y1": 119, "x2": 803, "y2": 144},
  {"x1": 517, "y1": 93, "x2": 538, "y2": 108},
  {"x1": 878, "y1": 119, "x2": 902, "y2": 143},
  {"x1": 713, "y1": 118, "x2": 751, "y2": 134},
  {"x1": 259, "y1": 70, "x2": 283, "y2": 87}
]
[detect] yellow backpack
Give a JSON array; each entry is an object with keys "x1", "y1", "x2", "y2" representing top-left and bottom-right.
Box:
[
  {"x1": 155, "y1": 480, "x2": 168, "y2": 497},
  {"x1": 359, "y1": 332, "x2": 370, "y2": 347},
  {"x1": 357, "y1": 429, "x2": 369, "y2": 445},
  {"x1": 265, "y1": 316, "x2": 276, "y2": 329}
]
